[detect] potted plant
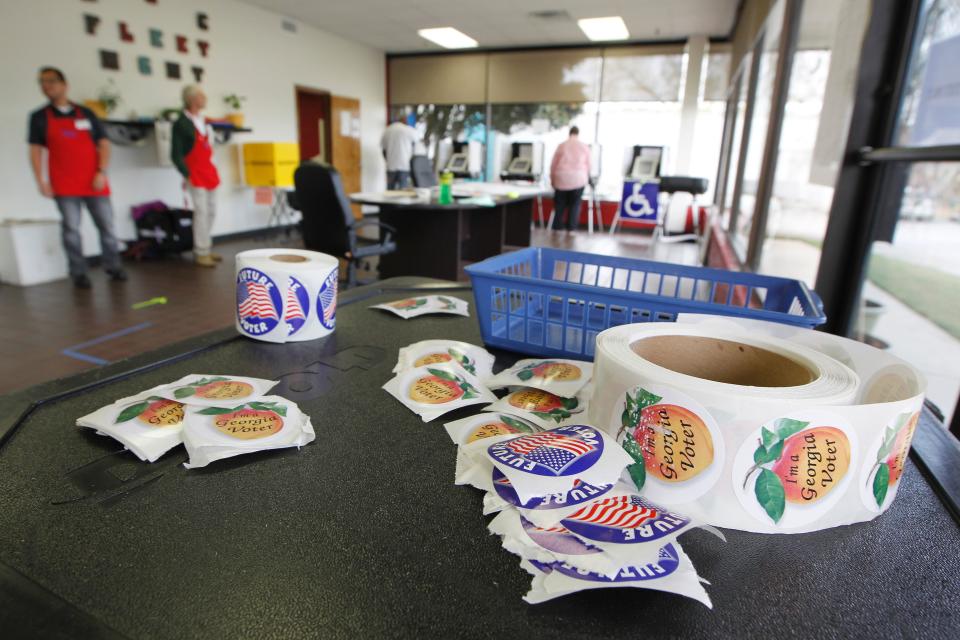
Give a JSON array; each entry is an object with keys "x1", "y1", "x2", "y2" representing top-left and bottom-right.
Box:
[{"x1": 223, "y1": 94, "x2": 246, "y2": 127}]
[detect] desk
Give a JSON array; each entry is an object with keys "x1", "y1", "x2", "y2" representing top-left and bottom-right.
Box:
[
  {"x1": 1, "y1": 278, "x2": 958, "y2": 638},
  {"x1": 351, "y1": 184, "x2": 548, "y2": 281}
]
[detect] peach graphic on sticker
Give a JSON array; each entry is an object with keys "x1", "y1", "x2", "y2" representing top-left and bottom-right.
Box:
[
  {"x1": 742, "y1": 419, "x2": 851, "y2": 523},
  {"x1": 467, "y1": 415, "x2": 536, "y2": 443},
  {"x1": 116, "y1": 397, "x2": 185, "y2": 428},
  {"x1": 198, "y1": 401, "x2": 287, "y2": 440},
  {"x1": 408, "y1": 368, "x2": 479, "y2": 404},
  {"x1": 391, "y1": 298, "x2": 428, "y2": 310},
  {"x1": 507, "y1": 388, "x2": 581, "y2": 424},
  {"x1": 867, "y1": 411, "x2": 919, "y2": 507},
  {"x1": 174, "y1": 376, "x2": 254, "y2": 401},
  {"x1": 617, "y1": 387, "x2": 714, "y2": 490},
  {"x1": 413, "y1": 348, "x2": 477, "y2": 375},
  {"x1": 516, "y1": 361, "x2": 582, "y2": 383}
]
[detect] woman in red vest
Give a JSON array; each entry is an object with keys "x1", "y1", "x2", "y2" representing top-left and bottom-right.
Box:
[
  {"x1": 171, "y1": 85, "x2": 221, "y2": 268},
  {"x1": 28, "y1": 67, "x2": 126, "y2": 289}
]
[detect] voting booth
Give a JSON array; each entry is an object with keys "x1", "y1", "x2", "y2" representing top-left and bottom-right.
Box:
[{"x1": 242, "y1": 142, "x2": 300, "y2": 188}]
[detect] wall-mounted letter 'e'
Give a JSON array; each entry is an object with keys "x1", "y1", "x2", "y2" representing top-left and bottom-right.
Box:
[{"x1": 176, "y1": 35, "x2": 188, "y2": 53}]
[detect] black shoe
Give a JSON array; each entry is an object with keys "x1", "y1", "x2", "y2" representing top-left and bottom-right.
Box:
[
  {"x1": 107, "y1": 269, "x2": 128, "y2": 282},
  {"x1": 73, "y1": 274, "x2": 92, "y2": 289}
]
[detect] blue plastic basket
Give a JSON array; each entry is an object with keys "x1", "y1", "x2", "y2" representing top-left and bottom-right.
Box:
[{"x1": 464, "y1": 247, "x2": 825, "y2": 359}]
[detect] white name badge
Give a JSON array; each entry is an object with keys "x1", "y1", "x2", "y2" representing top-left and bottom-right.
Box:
[{"x1": 75, "y1": 119, "x2": 92, "y2": 130}]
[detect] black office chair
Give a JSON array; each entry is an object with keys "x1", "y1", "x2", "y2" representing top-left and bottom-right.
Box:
[
  {"x1": 294, "y1": 162, "x2": 397, "y2": 288},
  {"x1": 410, "y1": 155, "x2": 438, "y2": 188}
]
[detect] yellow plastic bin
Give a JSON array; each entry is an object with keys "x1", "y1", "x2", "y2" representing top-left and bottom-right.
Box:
[{"x1": 242, "y1": 142, "x2": 300, "y2": 187}]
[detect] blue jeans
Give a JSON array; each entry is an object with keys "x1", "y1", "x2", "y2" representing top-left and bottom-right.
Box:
[
  {"x1": 387, "y1": 171, "x2": 410, "y2": 190},
  {"x1": 54, "y1": 196, "x2": 122, "y2": 277}
]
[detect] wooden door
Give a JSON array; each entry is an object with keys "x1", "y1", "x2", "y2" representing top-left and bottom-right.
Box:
[
  {"x1": 330, "y1": 95, "x2": 362, "y2": 219},
  {"x1": 295, "y1": 87, "x2": 331, "y2": 162}
]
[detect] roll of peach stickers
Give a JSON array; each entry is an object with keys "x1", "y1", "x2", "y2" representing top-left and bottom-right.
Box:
[
  {"x1": 859, "y1": 410, "x2": 919, "y2": 511},
  {"x1": 382, "y1": 364, "x2": 496, "y2": 422},
  {"x1": 615, "y1": 383, "x2": 724, "y2": 504},
  {"x1": 733, "y1": 410, "x2": 856, "y2": 528},
  {"x1": 486, "y1": 358, "x2": 593, "y2": 398},
  {"x1": 77, "y1": 391, "x2": 187, "y2": 462},
  {"x1": 181, "y1": 396, "x2": 315, "y2": 468},
  {"x1": 154, "y1": 374, "x2": 277, "y2": 408}
]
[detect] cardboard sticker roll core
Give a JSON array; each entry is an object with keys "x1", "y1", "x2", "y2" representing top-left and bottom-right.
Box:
[{"x1": 589, "y1": 319, "x2": 925, "y2": 534}]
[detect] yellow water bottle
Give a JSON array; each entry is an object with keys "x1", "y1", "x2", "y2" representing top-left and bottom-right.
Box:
[{"x1": 439, "y1": 171, "x2": 453, "y2": 205}]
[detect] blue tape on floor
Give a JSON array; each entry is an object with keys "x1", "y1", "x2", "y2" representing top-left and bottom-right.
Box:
[{"x1": 61, "y1": 322, "x2": 153, "y2": 365}]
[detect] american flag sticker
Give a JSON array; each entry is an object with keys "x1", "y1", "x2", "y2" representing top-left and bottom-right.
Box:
[
  {"x1": 284, "y1": 276, "x2": 310, "y2": 336},
  {"x1": 561, "y1": 494, "x2": 690, "y2": 544},
  {"x1": 317, "y1": 269, "x2": 338, "y2": 331},
  {"x1": 236, "y1": 268, "x2": 283, "y2": 336},
  {"x1": 547, "y1": 543, "x2": 682, "y2": 583},
  {"x1": 488, "y1": 425, "x2": 603, "y2": 477}
]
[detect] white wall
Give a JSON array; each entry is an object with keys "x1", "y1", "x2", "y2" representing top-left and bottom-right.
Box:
[{"x1": 0, "y1": 0, "x2": 386, "y2": 255}]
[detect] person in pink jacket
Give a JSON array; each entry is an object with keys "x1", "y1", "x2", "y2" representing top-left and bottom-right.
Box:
[{"x1": 549, "y1": 126, "x2": 591, "y2": 232}]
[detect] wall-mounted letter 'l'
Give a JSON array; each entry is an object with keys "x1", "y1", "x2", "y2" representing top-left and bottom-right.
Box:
[
  {"x1": 119, "y1": 21, "x2": 135, "y2": 43},
  {"x1": 197, "y1": 40, "x2": 210, "y2": 57},
  {"x1": 176, "y1": 35, "x2": 188, "y2": 53}
]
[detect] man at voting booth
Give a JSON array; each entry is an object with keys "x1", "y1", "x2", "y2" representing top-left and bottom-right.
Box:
[
  {"x1": 171, "y1": 84, "x2": 221, "y2": 268},
  {"x1": 27, "y1": 67, "x2": 127, "y2": 289},
  {"x1": 549, "y1": 126, "x2": 591, "y2": 232}
]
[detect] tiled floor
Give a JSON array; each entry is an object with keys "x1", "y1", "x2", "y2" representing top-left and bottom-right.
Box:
[{"x1": 0, "y1": 227, "x2": 696, "y2": 395}]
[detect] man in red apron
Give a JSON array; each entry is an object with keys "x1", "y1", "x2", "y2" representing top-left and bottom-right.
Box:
[
  {"x1": 28, "y1": 67, "x2": 126, "y2": 289},
  {"x1": 171, "y1": 85, "x2": 220, "y2": 268}
]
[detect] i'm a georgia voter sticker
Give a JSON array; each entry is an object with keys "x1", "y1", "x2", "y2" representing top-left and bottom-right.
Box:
[
  {"x1": 285, "y1": 276, "x2": 310, "y2": 336},
  {"x1": 237, "y1": 268, "x2": 282, "y2": 336},
  {"x1": 318, "y1": 270, "x2": 338, "y2": 331}
]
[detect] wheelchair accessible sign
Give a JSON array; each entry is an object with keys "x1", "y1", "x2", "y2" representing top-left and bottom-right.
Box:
[{"x1": 620, "y1": 180, "x2": 659, "y2": 222}]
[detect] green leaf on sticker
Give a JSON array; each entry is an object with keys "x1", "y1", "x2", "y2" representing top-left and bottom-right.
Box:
[
  {"x1": 774, "y1": 418, "x2": 808, "y2": 441},
  {"x1": 877, "y1": 426, "x2": 897, "y2": 461},
  {"x1": 501, "y1": 415, "x2": 534, "y2": 433},
  {"x1": 760, "y1": 426, "x2": 779, "y2": 450},
  {"x1": 892, "y1": 411, "x2": 912, "y2": 433},
  {"x1": 753, "y1": 439, "x2": 784, "y2": 465},
  {"x1": 873, "y1": 463, "x2": 890, "y2": 507},
  {"x1": 174, "y1": 387, "x2": 196, "y2": 399},
  {"x1": 427, "y1": 368, "x2": 456, "y2": 381},
  {"x1": 561, "y1": 397, "x2": 579, "y2": 410},
  {"x1": 196, "y1": 406, "x2": 239, "y2": 415},
  {"x1": 754, "y1": 468, "x2": 786, "y2": 523},
  {"x1": 116, "y1": 401, "x2": 150, "y2": 423},
  {"x1": 621, "y1": 408, "x2": 631, "y2": 428},
  {"x1": 517, "y1": 370, "x2": 534, "y2": 381},
  {"x1": 633, "y1": 387, "x2": 663, "y2": 409},
  {"x1": 621, "y1": 438, "x2": 647, "y2": 489},
  {"x1": 627, "y1": 462, "x2": 646, "y2": 491},
  {"x1": 273, "y1": 405, "x2": 287, "y2": 417}
]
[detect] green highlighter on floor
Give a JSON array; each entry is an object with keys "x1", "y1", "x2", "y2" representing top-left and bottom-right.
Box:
[{"x1": 438, "y1": 170, "x2": 453, "y2": 205}]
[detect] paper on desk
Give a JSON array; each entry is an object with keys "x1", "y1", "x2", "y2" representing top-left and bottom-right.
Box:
[
  {"x1": 520, "y1": 543, "x2": 712, "y2": 607},
  {"x1": 396, "y1": 340, "x2": 495, "y2": 381},
  {"x1": 371, "y1": 295, "x2": 469, "y2": 319},
  {"x1": 383, "y1": 363, "x2": 495, "y2": 422},
  {"x1": 77, "y1": 387, "x2": 186, "y2": 462},
  {"x1": 153, "y1": 374, "x2": 278, "y2": 408},
  {"x1": 181, "y1": 395, "x2": 314, "y2": 469},
  {"x1": 486, "y1": 358, "x2": 593, "y2": 399}
]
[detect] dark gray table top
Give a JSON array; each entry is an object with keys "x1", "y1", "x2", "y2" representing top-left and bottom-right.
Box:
[{"x1": 1, "y1": 278, "x2": 958, "y2": 639}]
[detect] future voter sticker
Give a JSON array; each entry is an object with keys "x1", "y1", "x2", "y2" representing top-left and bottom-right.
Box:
[
  {"x1": 532, "y1": 544, "x2": 681, "y2": 582},
  {"x1": 561, "y1": 494, "x2": 691, "y2": 544},
  {"x1": 733, "y1": 409, "x2": 856, "y2": 529},
  {"x1": 236, "y1": 268, "x2": 282, "y2": 336},
  {"x1": 519, "y1": 516, "x2": 600, "y2": 556},
  {"x1": 487, "y1": 425, "x2": 603, "y2": 477},
  {"x1": 614, "y1": 383, "x2": 724, "y2": 504},
  {"x1": 492, "y1": 468, "x2": 613, "y2": 510},
  {"x1": 285, "y1": 276, "x2": 311, "y2": 336},
  {"x1": 317, "y1": 269, "x2": 338, "y2": 330}
]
